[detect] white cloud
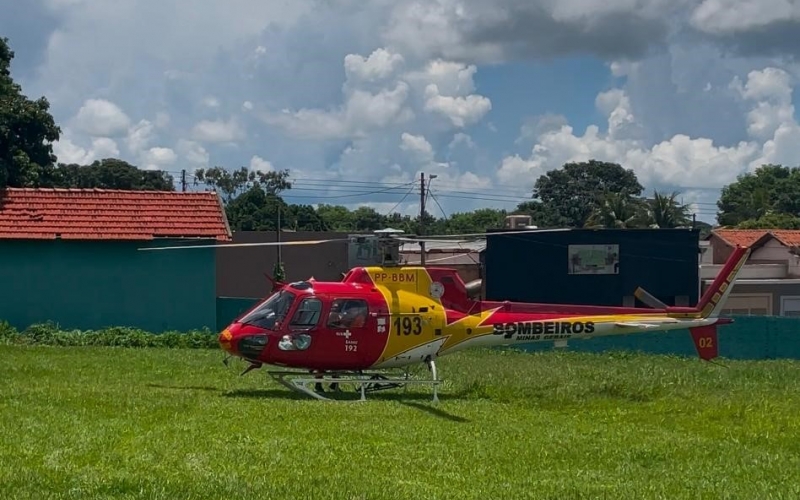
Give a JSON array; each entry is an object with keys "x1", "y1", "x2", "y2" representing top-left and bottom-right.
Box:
[
  {"x1": 250, "y1": 155, "x2": 274, "y2": 172},
  {"x1": 344, "y1": 48, "x2": 405, "y2": 83},
  {"x1": 499, "y1": 67, "x2": 797, "y2": 196},
  {"x1": 13, "y1": 0, "x2": 800, "y2": 221},
  {"x1": 262, "y1": 81, "x2": 414, "y2": 140},
  {"x1": 126, "y1": 119, "x2": 155, "y2": 154},
  {"x1": 53, "y1": 136, "x2": 120, "y2": 165},
  {"x1": 690, "y1": 0, "x2": 799, "y2": 35},
  {"x1": 176, "y1": 139, "x2": 210, "y2": 168},
  {"x1": 191, "y1": 119, "x2": 246, "y2": 143},
  {"x1": 423, "y1": 84, "x2": 492, "y2": 128},
  {"x1": 73, "y1": 99, "x2": 131, "y2": 137},
  {"x1": 142, "y1": 147, "x2": 177, "y2": 170},
  {"x1": 400, "y1": 132, "x2": 434, "y2": 161}
]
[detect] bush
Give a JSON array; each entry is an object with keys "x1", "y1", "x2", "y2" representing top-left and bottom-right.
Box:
[{"x1": 0, "y1": 321, "x2": 219, "y2": 349}]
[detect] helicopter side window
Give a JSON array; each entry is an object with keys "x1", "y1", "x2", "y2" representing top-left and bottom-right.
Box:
[
  {"x1": 327, "y1": 299, "x2": 369, "y2": 329},
  {"x1": 289, "y1": 298, "x2": 323, "y2": 330}
]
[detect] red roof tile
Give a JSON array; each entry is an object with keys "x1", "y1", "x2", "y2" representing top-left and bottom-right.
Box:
[
  {"x1": 772, "y1": 230, "x2": 800, "y2": 247},
  {"x1": 711, "y1": 228, "x2": 800, "y2": 248},
  {"x1": 0, "y1": 188, "x2": 231, "y2": 241}
]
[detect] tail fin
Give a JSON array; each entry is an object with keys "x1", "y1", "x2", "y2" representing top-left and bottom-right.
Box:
[
  {"x1": 695, "y1": 245, "x2": 750, "y2": 319},
  {"x1": 685, "y1": 245, "x2": 749, "y2": 361},
  {"x1": 689, "y1": 324, "x2": 720, "y2": 360}
]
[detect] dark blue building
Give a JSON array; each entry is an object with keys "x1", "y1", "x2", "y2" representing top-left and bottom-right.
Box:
[{"x1": 483, "y1": 228, "x2": 701, "y2": 308}]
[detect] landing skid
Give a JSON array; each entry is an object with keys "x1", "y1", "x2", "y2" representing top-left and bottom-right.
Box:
[{"x1": 266, "y1": 360, "x2": 442, "y2": 402}]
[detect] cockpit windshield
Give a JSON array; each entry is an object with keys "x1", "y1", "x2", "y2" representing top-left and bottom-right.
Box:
[{"x1": 238, "y1": 290, "x2": 296, "y2": 330}]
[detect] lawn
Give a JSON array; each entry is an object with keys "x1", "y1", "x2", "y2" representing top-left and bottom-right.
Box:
[{"x1": 2, "y1": 345, "x2": 800, "y2": 499}]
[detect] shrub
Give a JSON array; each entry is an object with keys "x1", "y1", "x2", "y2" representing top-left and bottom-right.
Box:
[{"x1": 0, "y1": 321, "x2": 219, "y2": 349}]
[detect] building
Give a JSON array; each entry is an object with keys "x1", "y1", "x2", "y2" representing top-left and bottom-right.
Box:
[
  {"x1": 702, "y1": 229, "x2": 800, "y2": 317},
  {"x1": 400, "y1": 239, "x2": 483, "y2": 283},
  {"x1": 0, "y1": 188, "x2": 230, "y2": 332},
  {"x1": 483, "y1": 227, "x2": 701, "y2": 307},
  {"x1": 216, "y1": 230, "x2": 351, "y2": 299}
]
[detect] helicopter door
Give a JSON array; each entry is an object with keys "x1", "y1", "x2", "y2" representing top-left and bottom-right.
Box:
[{"x1": 325, "y1": 298, "x2": 371, "y2": 366}]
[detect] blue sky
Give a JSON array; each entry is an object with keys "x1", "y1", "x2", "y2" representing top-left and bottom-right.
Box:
[{"x1": 4, "y1": 0, "x2": 800, "y2": 225}]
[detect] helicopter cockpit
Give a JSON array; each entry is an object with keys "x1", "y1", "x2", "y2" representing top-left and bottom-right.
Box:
[{"x1": 238, "y1": 289, "x2": 297, "y2": 330}]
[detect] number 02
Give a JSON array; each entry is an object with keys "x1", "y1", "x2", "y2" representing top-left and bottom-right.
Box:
[{"x1": 698, "y1": 337, "x2": 713, "y2": 348}]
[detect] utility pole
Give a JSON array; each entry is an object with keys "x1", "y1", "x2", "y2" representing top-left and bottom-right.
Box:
[
  {"x1": 180, "y1": 169, "x2": 186, "y2": 192},
  {"x1": 419, "y1": 172, "x2": 426, "y2": 265},
  {"x1": 277, "y1": 203, "x2": 282, "y2": 265}
]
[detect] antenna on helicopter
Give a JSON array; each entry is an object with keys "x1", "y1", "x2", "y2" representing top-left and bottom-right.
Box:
[{"x1": 373, "y1": 228, "x2": 404, "y2": 267}]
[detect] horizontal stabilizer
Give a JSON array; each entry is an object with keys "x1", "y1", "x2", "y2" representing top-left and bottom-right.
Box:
[
  {"x1": 633, "y1": 287, "x2": 668, "y2": 309},
  {"x1": 690, "y1": 325, "x2": 718, "y2": 361},
  {"x1": 615, "y1": 319, "x2": 679, "y2": 329}
]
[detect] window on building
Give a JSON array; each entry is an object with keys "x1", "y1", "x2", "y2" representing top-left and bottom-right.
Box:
[
  {"x1": 719, "y1": 294, "x2": 772, "y2": 317},
  {"x1": 721, "y1": 308, "x2": 768, "y2": 316},
  {"x1": 327, "y1": 299, "x2": 369, "y2": 328},
  {"x1": 781, "y1": 297, "x2": 800, "y2": 317}
]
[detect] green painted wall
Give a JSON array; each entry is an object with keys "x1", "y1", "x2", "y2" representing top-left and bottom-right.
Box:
[
  {"x1": 515, "y1": 316, "x2": 800, "y2": 360},
  {"x1": 216, "y1": 297, "x2": 260, "y2": 331},
  {"x1": 0, "y1": 239, "x2": 216, "y2": 333}
]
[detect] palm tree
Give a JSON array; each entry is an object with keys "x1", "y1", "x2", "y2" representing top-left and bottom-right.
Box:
[
  {"x1": 641, "y1": 191, "x2": 691, "y2": 228},
  {"x1": 584, "y1": 192, "x2": 645, "y2": 228}
]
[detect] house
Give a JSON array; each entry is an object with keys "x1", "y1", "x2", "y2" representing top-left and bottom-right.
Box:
[
  {"x1": 400, "y1": 239, "x2": 484, "y2": 283},
  {"x1": 0, "y1": 188, "x2": 231, "y2": 332},
  {"x1": 702, "y1": 229, "x2": 800, "y2": 316}
]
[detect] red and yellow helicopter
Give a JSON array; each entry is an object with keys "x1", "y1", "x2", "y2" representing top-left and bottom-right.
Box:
[{"x1": 142, "y1": 229, "x2": 750, "y2": 402}]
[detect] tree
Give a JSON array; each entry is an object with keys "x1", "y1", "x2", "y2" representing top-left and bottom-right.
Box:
[
  {"x1": 224, "y1": 185, "x2": 289, "y2": 231},
  {"x1": 584, "y1": 192, "x2": 644, "y2": 228},
  {"x1": 532, "y1": 160, "x2": 644, "y2": 227},
  {"x1": 737, "y1": 212, "x2": 800, "y2": 229},
  {"x1": 641, "y1": 190, "x2": 691, "y2": 228},
  {"x1": 195, "y1": 166, "x2": 291, "y2": 203},
  {"x1": 513, "y1": 201, "x2": 570, "y2": 228},
  {"x1": 51, "y1": 158, "x2": 174, "y2": 190},
  {"x1": 0, "y1": 37, "x2": 61, "y2": 188},
  {"x1": 717, "y1": 164, "x2": 800, "y2": 227},
  {"x1": 317, "y1": 204, "x2": 357, "y2": 231},
  {"x1": 444, "y1": 208, "x2": 508, "y2": 233}
]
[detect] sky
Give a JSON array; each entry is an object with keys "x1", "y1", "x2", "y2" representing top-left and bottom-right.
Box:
[{"x1": 4, "y1": 0, "x2": 800, "y2": 224}]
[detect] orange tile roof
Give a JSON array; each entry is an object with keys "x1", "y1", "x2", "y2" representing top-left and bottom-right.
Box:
[
  {"x1": 711, "y1": 228, "x2": 800, "y2": 248},
  {"x1": 0, "y1": 188, "x2": 231, "y2": 241},
  {"x1": 772, "y1": 230, "x2": 800, "y2": 247}
]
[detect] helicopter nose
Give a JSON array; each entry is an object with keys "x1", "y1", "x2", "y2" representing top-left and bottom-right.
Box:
[{"x1": 218, "y1": 328, "x2": 235, "y2": 354}]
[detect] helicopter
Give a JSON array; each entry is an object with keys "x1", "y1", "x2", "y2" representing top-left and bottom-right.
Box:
[{"x1": 141, "y1": 228, "x2": 750, "y2": 402}]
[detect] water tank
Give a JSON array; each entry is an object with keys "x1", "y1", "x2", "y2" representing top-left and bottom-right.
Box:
[{"x1": 504, "y1": 215, "x2": 532, "y2": 229}]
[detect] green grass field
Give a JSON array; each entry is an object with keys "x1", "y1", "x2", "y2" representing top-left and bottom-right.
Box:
[{"x1": 2, "y1": 345, "x2": 800, "y2": 499}]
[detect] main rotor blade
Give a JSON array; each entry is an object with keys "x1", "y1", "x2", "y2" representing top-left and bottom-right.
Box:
[
  {"x1": 138, "y1": 239, "x2": 345, "y2": 251},
  {"x1": 396, "y1": 228, "x2": 570, "y2": 242}
]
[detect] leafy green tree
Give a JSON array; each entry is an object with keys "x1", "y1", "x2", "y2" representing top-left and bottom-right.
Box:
[
  {"x1": 641, "y1": 190, "x2": 691, "y2": 228},
  {"x1": 316, "y1": 204, "x2": 355, "y2": 230},
  {"x1": 444, "y1": 208, "x2": 508, "y2": 233},
  {"x1": 284, "y1": 204, "x2": 329, "y2": 231},
  {"x1": 717, "y1": 164, "x2": 800, "y2": 226},
  {"x1": 584, "y1": 192, "x2": 645, "y2": 228},
  {"x1": 0, "y1": 37, "x2": 61, "y2": 188},
  {"x1": 737, "y1": 212, "x2": 800, "y2": 229},
  {"x1": 532, "y1": 160, "x2": 644, "y2": 227},
  {"x1": 51, "y1": 159, "x2": 174, "y2": 190},
  {"x1": 224, "y1": 185, "x2": 289, "y2": 231},
  {"x1": 513, "y1": 201, "x2": 570, "y2": 228},
  {"x1": 195, "y1": 166, "x2": 291, "y2": 203}
]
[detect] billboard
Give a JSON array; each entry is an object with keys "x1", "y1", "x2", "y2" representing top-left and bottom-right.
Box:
[{"x1": 568, "y1": 244, "x2": 619, "y2": 275}]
